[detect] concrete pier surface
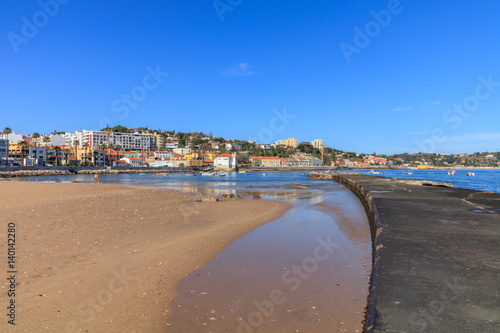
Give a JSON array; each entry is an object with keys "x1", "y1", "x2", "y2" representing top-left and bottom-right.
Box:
[{"x1": 309, "y1": 173, "x2": 500, "y2": 333}]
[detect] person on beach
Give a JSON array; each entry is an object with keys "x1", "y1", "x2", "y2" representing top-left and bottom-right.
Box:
[{"x1": 94, "y1": 174, "x2": 99, "y2": 184}]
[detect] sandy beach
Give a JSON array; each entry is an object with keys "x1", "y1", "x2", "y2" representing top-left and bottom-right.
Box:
[{"x1": 0, "y1": 181, "x2": 289, "y2": 332}]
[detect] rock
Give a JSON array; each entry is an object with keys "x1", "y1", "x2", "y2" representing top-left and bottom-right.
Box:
[
  {"x1": 198, "y1": 197, "x2": 218, "y2": 202},
  {"x1": 221, "y1": 194, "x2": 243, "y2": 200},
  {"x1": 253, "y1": 195, "x2": 262, "y2": 200},
  {"x1": 292, "y1": 183, "x2": 311, "y2": 189}
]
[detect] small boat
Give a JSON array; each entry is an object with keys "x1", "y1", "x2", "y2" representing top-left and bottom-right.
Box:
[
  {"x1": 262, "y1": 173, "x2": 267, "y2": 176},
  {"x1": 300, "y1": 172, "x2": 305, "y2": 175},
  {"x1": 245, "y1": 172, "x2": 250, "y2": 175},
  {"x1": 156, "y1": 173, "x2": 168, "y2": 176},
  {"x1": 215, "y1": 172, "x2": 226, "y2": 177},
  {"x1": 407, "y1": 172, "x2": 413, "y2": 175},
  {"x1": 448, "y1": 170, "x2": 456, "y2": 175},
  {"x1": 201, "y1": 172, "x2": 215, "y2": 176},
  {"x1": 466, "y1": 172, "x2": 475, "y2": 176},
  {"x1": 368, "y1": 170, "x2": 381, "y2": 175},
  {"x1": 185, "y1": 172, "x2": 197, "y2": 176}
]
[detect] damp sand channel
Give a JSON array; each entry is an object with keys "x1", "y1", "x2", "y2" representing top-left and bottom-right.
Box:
[{"x1": 167, "y1": 182, "x2": 372, "y2": 332}]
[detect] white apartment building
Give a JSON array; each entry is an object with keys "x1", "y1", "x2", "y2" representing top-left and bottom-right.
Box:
[
  {"x1": 214, "y1": 153, "x2": 238, "y2": 171},
  {"x1": 0, "y1": 139, "x2": 8, "y2": 164},
  {"x1": 0, "y1": 132, "x2": 24, "y2": 143},
  {"x1": 64, "y1": 130, "x2": 156, "y2": 151},
  {"x1": 274, "y1": 139, "x2": 286, "y2": 146},
  {"x1": 311, "y1": 139, "x2": 324, "y2": 149}
]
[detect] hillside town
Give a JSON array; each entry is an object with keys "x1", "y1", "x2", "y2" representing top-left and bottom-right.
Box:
[{"x1": 1, "y1": 126, "x2": 499, "y2": 170}]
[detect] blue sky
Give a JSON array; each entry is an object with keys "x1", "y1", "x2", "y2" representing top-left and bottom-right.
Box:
[{"x1": 2, "y1": 0, "x2": 499, "y2": 154}]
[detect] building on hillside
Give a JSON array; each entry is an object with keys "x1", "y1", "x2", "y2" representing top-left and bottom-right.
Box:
[
  {"x1": 173, "y1": 148, "x2": 192, "y2": 155},
  {"x1": 209, "y1": 141, "x2": 220, "y2": 150},
  {"x1": 274, "y1": 139, "x2": 286, "y2": 146},
  {"x1": 311, "y1": 139, "x2": 324, "y2": 149},
  {"x1": 282, "y1": 157, "x2": 322, "y2": 167},
  {"x1": 250, "y1": 156, "x2": 281, "y2": 167},
  {"x1": 214, "y1": 153, "x2": 238, "y2": 171},
  {"x1": 204, "y1": 159, "x2": 213, "y2": 167},
  {"x1": 285, "y1": 138, "x2": 298, "y2": 148},
  {"x1": 64, "y1": 130, "x2": 156, "y2": 151},
  {"x1": 164, "y1": 142, "x2": 179, "y2": 150}
]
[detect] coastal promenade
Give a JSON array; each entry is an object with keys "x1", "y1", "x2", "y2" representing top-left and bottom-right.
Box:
[{"x1": 309, "y1": 172, "x2": 500, "y2": 332}]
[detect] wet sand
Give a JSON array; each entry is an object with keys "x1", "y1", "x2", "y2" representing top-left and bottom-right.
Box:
[
  {"x1": 0, "y1": 181, "x2": 288, "y2": 332},
  {"x1": 168, "y1": 184, "x2": 372, "y2": 332}
]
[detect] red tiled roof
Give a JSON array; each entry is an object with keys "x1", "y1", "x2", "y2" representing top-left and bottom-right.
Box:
[{"x1": 217, "y1": 153, "x2": 233, "y2": 158}]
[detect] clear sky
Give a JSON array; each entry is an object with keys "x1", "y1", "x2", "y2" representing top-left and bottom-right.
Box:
[{"x1": 2, "y1": 0, "x2": 499, "y2": 154}]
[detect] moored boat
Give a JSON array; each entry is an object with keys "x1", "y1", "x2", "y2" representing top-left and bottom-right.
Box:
[
  {"x1": 185, "y1": 172, "x2": 197, "y2": 176},
  {"x1": 448, "y1": 170, "x2": 456, "y2": 175},
  {"x1": 466, "y1": 171, "x2": 475, "y2": 176},
  {"x1": 201, "y1": 172, "x2": 215, "y2": 176}
]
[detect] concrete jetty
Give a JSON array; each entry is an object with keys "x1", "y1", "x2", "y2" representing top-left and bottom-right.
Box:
[{"x1": 309, "y1": 172, "x2": 500, "y2": 333}]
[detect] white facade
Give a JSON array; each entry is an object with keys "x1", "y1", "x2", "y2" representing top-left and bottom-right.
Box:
[
  {"x1": 120, "y1": 157, "x2": 141, "y2": 167},
  {"x1": 214, "y1": 153, "x2": 238, "y2": 171},
  {"x1": 173, "y1": 148, "x2": 192, "y2": 155},
  {"x1": 28, "y1": 146, "x2": 47, "y2": 166},
  {"x1": 311, "y1": 139, "x2": 324, "y2": 149},
  {"x1": 0, "y1": 133, "x2": 24, "y2": 143},
  {"x1": 51, "y1": 135, "x2": 66, "y2": 146},
  {"x1": 64, "y1": 130, "x2": 156, "y2": 151}
]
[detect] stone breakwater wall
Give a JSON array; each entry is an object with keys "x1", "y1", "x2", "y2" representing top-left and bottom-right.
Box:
[
  {"x1": 307, "y1": 172, "x2": 453, "y2": 331},
  {"x1": 0, "y1": 168, "x2": 187, "y2": 178},
  {"x1": 308, "y1": 172, "x2": 381, "y2": 332}
]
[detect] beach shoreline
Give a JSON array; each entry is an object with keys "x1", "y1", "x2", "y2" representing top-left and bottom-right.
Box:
[{"x1": 0, "y1": 181, "x2": 289, "y2": 332}]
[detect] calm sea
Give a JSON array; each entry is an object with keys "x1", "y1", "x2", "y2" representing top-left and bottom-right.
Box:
[
  {"x1": 349, "y1": 168, "x2": 500, "y2": 193},
  {"x1": 9, "y1": 168, "x2": 500, "y2": 193}
]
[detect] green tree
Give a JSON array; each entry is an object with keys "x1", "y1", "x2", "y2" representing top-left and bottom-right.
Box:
[
  {"x1": 53, "y1": 146, "x2": 61, "y2": 166},
  {"x1": 18, "y1": 140, "x2": 30, "y2": 166},
  {"x1": 73, "y1": 140, "x2": 79, "y2": 165},
  {"x1": 2, "y1": 127, "x2": 12, "y2": 165},
  {"x1": 82, "y1": 142, "x2": 90, "y2": 165},
  {"x1": 63, "y1": 148, "x2": 71, "y2": 166}
]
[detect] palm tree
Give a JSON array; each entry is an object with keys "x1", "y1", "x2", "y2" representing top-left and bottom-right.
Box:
[
  {"x1": 32, "y1": 132, "x2": 40, "y2": 164},
  {"x1": 32, "y1": 132, "x2": 40, "y2": 147},
  {"x1": 93, "y1": 150, "x2": 100, "y2": 166},
  {"x1": 73, "y1": 140, "x2": 79, "y2": 165},
  {"x1": 82, "y1": 142, "x2": 89, "y2": 166},
  {"x1": 63, "y1": 148, "x2": 71, "y2": 166},
  {"x1": 53, "y1": 146, "x2": 61, "y2": 166},
  {"x1": 43, "y1": 135, "x2": 50, "y2": 148},
  {"x1": 3, "y1": 127, "x2": 12, "y2": 165},
  {"x1": 18, "y1": 140, "x2": 29, "y2": 166}
]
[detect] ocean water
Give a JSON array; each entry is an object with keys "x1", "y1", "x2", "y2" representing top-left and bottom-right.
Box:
[
  {"x1": 10, "y1": 168, "x2": 500, "y2": 193},
  {"x1": 349, "y1": 169, "x2": 500, "y2": 193}
]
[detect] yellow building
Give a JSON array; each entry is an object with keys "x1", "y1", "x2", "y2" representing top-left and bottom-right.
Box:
[
  {"x1": 285, "y1": 138, "x2": 298, "y2": 148},
  {"x1": 184, "y1": 152, "x2": 201, "y2": 160},
  {"x1": 186, "y1": 160, "x2": 204, "y2": 167},
  {"x1": 250, "y1": 156, "x2": 281, "y2": 167}
]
